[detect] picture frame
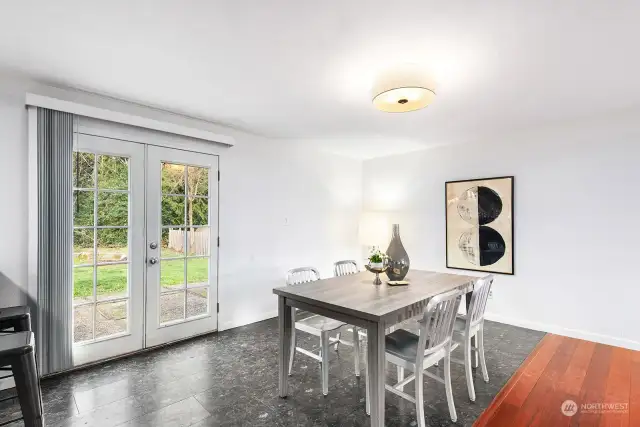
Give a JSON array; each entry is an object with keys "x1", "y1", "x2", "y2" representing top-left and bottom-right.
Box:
[{"x1": 445, "y1": 176, "x2": 514, "y2": 275}]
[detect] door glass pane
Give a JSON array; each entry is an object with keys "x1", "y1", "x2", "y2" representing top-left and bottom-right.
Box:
[
  {"x1": 74, "y1": 305, "x2": 94, "y2": 343},
  {"x1": 71, "y1": 151, "x2": 135, "y2": 348},
  {"x1": 186, "y1": 258, "x2": 208, "y2": 288},
  {"x1": 95, "y1": 301, "x2": 128, "y2": 339},
  {"x1": 97, "y1": 192, "x2": 129, "y2": 226},
  {"x1": 73, "y1": 266, "x2": 94, "y2": 305},
  {"x1": 187, "y1": 288, "x2": 208, "y2": 318},
  {"x1": 187, "y1": 166, "x2": 208, "y2": 197},
  {"x1": 162, "y1": 195, "x2": 185, "y2": 226},
  {"x1": 97, "y1": 228, "x2": 128, "y2": 263},
  {"x1": 97, "y1": 265, "x2": 128, "y2": 301},
  {"x1": 161, "y1": 228, "x2": 185, "y2": 258},
  {"x1": 188, "y1": 198, "x2": 208, "y2": 226},
  {"x1": 97, "y1": 155, "x2": 129, "y2": 190},
  {"x1": 162, "y1": 163, "x2": 185, "y2": 194},
  {"x1": 73, "y1": 191, "x2": 95, "y2": 226},
  {"x1": 74, "y1": 229, "x2": 94, "y2": 265},
  {"x1": 161, "y1": 259, "x2": 185, "y2": 291},
  {"x1": 73, "y1": 152, "x2": 95, "y2": 188},
  {"x1": 187, "y1": 228, "x2": 210, "y2": 256},
  {"x1": 160, "y1": 291, "x2": 185, "y2": 324}
]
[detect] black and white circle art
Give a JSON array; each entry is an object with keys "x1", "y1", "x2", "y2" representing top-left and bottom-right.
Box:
[{"x1": 456, "y1": 186, "x2": 506, "y2": 266}]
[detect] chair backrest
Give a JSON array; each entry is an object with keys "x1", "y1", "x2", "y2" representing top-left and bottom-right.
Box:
[
  {"x1": 286, "y1": 267, "x2": 321, "y2": 286},
  {"x1": 333, "y1": 260, "x2": 358, "y2": 277},
  {"x1": 466, "y1": 275, "x2": 494, "y2": 328},
  {"x1": 417, "y1": 289, "x2": 463, "y2": 358}
]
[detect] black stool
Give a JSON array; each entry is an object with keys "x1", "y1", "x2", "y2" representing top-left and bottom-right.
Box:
[
  {"x1": 0, "y1": 306, "x2": 31, "y2": 333},
  {"x1": 0, "y1": 332, "x2": 43, "y2": 427}
]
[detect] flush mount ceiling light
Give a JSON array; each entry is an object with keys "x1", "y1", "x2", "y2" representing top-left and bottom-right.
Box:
[{"x1": 371, "y1": 65, "x2": 436, "y2": 113}]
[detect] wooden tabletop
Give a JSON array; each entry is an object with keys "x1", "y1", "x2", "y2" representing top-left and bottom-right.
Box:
[{"x1": 273, "y1": 270, "x2": 478, "y2": 324}]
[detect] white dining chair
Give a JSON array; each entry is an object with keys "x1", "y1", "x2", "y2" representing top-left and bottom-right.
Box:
[
  {"x1": 333, "y1": 260, "x2": 358, "y2": 277},
  {"x1": 451, "y1": 275, "x2": 494, "y2": 402},
  {"x1": 286, "y1": 267, "x2": 361, "y2": 396},
  {"x1": 332, "y1": 260, "x2": 363, "y2": 376},
  {"x1": 366, "y1": 288, "x2": 463, "y2": 425},
  {"x1": 333, "y1": 260, "x2": 400, "y2": 344}
]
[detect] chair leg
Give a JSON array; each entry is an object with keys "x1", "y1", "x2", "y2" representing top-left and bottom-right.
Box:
[
  {"x1": 353, "y1": 327, "x2": 360, "y2": 377},
  {"x1": 444, "y1": 351, "x2": 458, "y2": 423},
  {"x1": 464, "y1": 332, "x2": 476, "y2": 402},
  {"x1": 478, "y1": 325, "x2": 489, "y2": 383},
  {"x1": 321, "y1": 331, "x2": 330, "y2": 396},
  {"x1": 415, "y1": 366, "x2": 425, "y2": 427},
  {"x1": 397, "y1": 366, "x2": 405, "y2": 391},
  {"x1": 288, "y1": 326, "x2": 296, "y2": 376},
  {"x1": 365, "y1": 356, "x2": 370, "y2": 415},
  {"x1": 12, "y1": 350, "x2": 44, "y2": 427}
]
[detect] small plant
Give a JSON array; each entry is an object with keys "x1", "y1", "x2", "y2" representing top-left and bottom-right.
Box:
[{"x1": 368, "y1": 247, "x2": 387, "y2": 264}]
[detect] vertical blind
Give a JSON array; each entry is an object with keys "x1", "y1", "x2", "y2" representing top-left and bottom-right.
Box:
[{"x1": 37, "y1": 108, "x2": 74, "y2": 375}]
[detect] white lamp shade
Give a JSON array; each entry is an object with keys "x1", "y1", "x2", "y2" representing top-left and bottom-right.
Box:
[{"x1": 359, "y1": 212, "x2": 389, "y2": 248}]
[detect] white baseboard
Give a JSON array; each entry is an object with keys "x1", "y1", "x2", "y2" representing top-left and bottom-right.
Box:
[
  {"x1": 219, "y1": 310, "x2": 278, "y2": 332},
  {"x1": 485, "y1": 312, "x2": 640, "y2": 351}
]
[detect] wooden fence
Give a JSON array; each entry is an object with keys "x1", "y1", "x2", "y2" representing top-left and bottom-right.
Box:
[{"x1": 167, "y1": 228, "x2": 210, "y2": 256}]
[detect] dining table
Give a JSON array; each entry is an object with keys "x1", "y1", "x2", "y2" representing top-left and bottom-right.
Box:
[{"x1": 273, "y1": 269, "x2": 479, "y2": 427}]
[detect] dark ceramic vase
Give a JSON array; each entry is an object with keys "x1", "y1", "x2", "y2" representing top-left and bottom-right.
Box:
[{"x1": 385, "y1": 224, "x2": 410, "y2": 281}]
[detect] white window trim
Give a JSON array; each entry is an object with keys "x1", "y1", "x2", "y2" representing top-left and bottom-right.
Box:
[{"x1": 25, "y1": 93, "x2": 235, "y2": 147}]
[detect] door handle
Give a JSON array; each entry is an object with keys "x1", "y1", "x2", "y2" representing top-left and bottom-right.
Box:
[
  {"x1": 148, "y1": 257, "x2": 158, "y2": 265},
  {"x1": 149, "y1": 242, "x2": 158, "y2": 249}
]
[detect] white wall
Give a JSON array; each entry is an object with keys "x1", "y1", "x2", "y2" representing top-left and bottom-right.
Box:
[
  {"x1": 0, "y1": 75, "x2": 29, "y2": 307},
  {"x1": 363, "y1": 111, "x2": 640, "y2": 350},
  {"x1": 218, "y1": 138, "x2": 362, "y2": 329},
  {"x1": 0, "y1": 72, "x2": 362, "y2": 332}
]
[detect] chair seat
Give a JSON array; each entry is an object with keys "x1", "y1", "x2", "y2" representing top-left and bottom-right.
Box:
[
  {"x1": 0, "y1": 331, "x2": 34, "y2": 360},
  {"x1": 296, "y1": 315, "x2": 345, "y2": 333},
  {"x1": 0, "y1": 306, "x2": 31, "y2": 332},
  {"x1": 385, "y1": 329, "x2": 425, "y2": 362},
  {"x1": 0, "y1": 306, "x2": 30, "y2": 321}
]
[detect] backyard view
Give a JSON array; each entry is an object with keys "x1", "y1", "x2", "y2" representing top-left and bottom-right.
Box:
[{"x1": 72, "y1": 152, "x2": 211, "y2": 342}]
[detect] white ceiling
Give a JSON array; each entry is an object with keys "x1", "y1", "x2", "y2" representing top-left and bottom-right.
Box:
[{"x1": 1, "y1": 1, "x2": 640, "y2": 158}]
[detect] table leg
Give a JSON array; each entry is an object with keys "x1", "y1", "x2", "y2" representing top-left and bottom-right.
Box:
[
  {"x1": 367, "y1": 321, "x2": 385, "y2": 427},
  {"x1": 465, "y1": 292, "x2": 478, "y2": 368},
  {"x1": 278, "y1": 296, "x2": 292, "y2": 397}
]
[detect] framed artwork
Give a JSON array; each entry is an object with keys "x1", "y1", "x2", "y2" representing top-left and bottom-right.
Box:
[{"x1": 445, "y1": 176, "x2": 514, "y2": 275}]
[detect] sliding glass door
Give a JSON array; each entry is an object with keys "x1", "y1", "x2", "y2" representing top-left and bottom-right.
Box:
[{"x1": 72, "y1": 136, "x2": 219, "y2": 365}]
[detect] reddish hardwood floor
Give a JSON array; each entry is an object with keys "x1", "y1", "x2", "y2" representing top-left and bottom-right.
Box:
[{"x1": 475, "y1": 334, "x2": 640, "y2": 427}]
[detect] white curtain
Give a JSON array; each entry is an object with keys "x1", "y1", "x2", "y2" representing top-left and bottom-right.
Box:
[{"x1": 36, "y1": 108, "x2": 74, "y2": 375}]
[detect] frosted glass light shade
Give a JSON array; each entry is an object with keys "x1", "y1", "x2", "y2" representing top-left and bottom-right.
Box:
[{"x1": 372, "y1": 65, "x2": 436, "y2": 113}]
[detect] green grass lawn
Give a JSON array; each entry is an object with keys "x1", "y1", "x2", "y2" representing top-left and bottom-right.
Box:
[{"x1": 73, "y1": 248, "x2": 208, "y2": 298}]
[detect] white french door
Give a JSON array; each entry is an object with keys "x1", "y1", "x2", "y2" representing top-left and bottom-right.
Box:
[
  {"x1": 72, "y1": 134, "x2": 146, "y2": 365},
  {"x1": 145, "y1": 145, "x2": 218, "y2": 347},
  {"x1": 72, "y1": 136, "x2": 218, "y2": 365}
]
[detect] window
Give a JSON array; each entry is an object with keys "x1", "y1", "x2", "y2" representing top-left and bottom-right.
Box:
[
  {"x1": 159, "y1": 163, "x2": 210, "y2": 324},
  {"x1": 73, "y1": 152, "x2": 130, "y2": 343}
]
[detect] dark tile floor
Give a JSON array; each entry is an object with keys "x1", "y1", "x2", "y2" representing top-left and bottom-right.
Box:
[{"x1": 0, "y1": 318, "x2": 544, "y2": 426}]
